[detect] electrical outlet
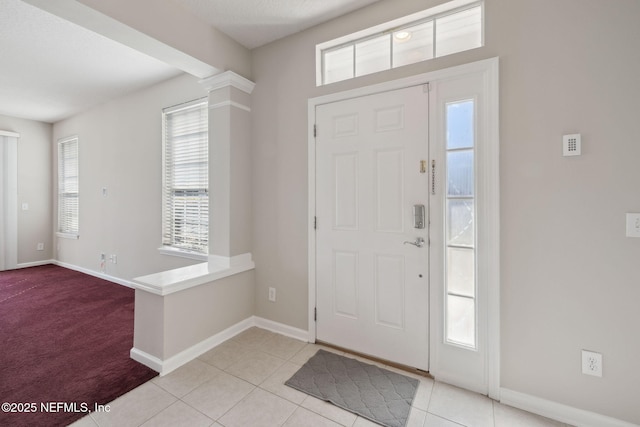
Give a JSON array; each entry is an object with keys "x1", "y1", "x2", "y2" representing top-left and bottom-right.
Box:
[
  {"x1": 109, "y1": 254, "x2": 117, "y2": 264},
  {"x1": 582, "y1": 350, "x2": 602, "y2": 377},
  {"x1": 36, "y1": 243, "x2": 44, "y2": 251},
  {"x1": 268, "y1": 287, "x2": 276, "y2": 302}
]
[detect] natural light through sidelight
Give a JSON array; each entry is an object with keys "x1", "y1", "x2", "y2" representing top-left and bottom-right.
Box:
[{"x1": 445, "y1": 99, "x2": 476, "y2": 348}]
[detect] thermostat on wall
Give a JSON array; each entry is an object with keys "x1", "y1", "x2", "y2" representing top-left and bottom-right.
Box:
[{"x1": 563, "y1": 134, "x2": 581, "y2": 156}]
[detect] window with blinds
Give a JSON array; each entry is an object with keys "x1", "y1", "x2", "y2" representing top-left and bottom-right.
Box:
[
  {"x1": 57, "y1": 136, "x2": 79, "y2": 238},
  {"x1": 162, "y1": 98, "x2": 209, "y2": 255}
]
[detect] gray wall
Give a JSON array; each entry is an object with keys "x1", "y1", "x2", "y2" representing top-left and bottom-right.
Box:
[
  {"x1": 0, "y1": 114, "x2": 52, "y2": 265},
  {"x1": 250, "y1": 0, "x2": 640, "y2": 423},
  {"x1": 35, "y1": 0, "x2": 640, "y2": 422},
  {"x1": 134, "y1": 270, "x2": 255, "y2": 360},
  {"x1": 52, "y1": 74, "x2": 208, "y2": 280}
]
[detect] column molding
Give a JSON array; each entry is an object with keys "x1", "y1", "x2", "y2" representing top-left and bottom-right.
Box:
[
  {"x1": 200, "y1": 71, "x2": 255, "y2": 95},
  {"x1": 199, "y1": 71, "x2": 255, "y2": 260}
]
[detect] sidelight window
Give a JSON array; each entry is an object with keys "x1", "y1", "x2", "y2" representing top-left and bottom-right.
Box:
[{"x1": 444, "y1": 99, "x2": 476, "y2": 348}]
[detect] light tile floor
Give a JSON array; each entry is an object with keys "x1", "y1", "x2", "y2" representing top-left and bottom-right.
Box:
[{"x1": 70, "y1": 327, "x2": 571, "y2": 427}]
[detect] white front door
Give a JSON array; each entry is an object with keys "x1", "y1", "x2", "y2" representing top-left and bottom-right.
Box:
[
  {"x1": 311, "y1": 59, "x2": 499, "y2": 397},
  {"x1": 315, "y1": 85, "x2": 430, "y2": 370}
]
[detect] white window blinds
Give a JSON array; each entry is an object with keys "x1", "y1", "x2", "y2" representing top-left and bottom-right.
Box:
[
  {"x1": 162, "y1": 99, "x2": 209, "y2": 254},
  {"x1": 57, "y1": 136, "x2": 79, "y2": 237}
]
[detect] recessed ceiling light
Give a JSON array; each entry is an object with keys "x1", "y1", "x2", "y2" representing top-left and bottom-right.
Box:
[{"x1": 394, "y1": 31, "x2": 412, "y2": 42}]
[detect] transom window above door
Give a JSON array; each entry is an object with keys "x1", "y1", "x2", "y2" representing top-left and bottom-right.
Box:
[{"x1": 316, "y1": 0, "x2": 483, "y2": 86}]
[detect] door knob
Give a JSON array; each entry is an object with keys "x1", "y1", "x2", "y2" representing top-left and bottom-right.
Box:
[{"x1": 403, "y1": 237, "x2": 425, "y2": 248}]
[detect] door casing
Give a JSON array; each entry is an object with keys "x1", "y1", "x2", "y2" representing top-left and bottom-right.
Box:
[
  {"x1": 0, "y1": 131, "x2": 19, "y2": 272},
  {"x1": 307, "y1": 57, "x2": 500, "y2": 399}
]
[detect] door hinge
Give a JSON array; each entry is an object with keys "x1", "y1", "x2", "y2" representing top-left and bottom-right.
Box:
[
  {"x1": 314, "y1": 216, "x2": 317, "y2": 230},
  {"x1": 314, "y1": 307, "x2": 317, "y2": 321},
  {"x1": 423, "y1": 82, "x2": 430, "y2": 93},
  {"x1": 313, "y1": 124, "x2": 317, "y2": 138}
]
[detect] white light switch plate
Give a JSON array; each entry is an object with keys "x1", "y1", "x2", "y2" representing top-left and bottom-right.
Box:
[{"x1": 626, "y1": 213, "x2": 640, "y2": 238}]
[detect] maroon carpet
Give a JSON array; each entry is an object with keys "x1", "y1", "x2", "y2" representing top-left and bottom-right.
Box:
[{"x1": 0, "y1": 264, "x2": 158, "y2": 427}]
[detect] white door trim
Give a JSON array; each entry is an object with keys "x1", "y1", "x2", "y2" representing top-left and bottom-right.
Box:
[
  {"x1": 307, "y1": 57, "x2": 500, "y2": 399},
  {"x1": 0, "y1": 131, "x2": 19, "y2": 272}
]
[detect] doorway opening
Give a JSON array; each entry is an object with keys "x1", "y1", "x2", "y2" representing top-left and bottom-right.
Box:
[{"x1": 307, "y1": 58, "x2": 499, "y2": 398}]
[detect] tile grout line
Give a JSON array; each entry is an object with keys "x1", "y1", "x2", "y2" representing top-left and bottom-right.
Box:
[
  {"x1": 202, "y1": 332, "x2": 294, "y2": 426},
  {"x1": 175, "y1": 397, "x2": 216, "y2": 426},
  {"x1": 492, "y1": 398, "x2": 497, "y2": 427}
]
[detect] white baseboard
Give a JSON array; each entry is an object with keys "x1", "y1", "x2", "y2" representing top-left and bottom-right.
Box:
[
  {"x1": 53, "y1": 260, "x2": 135, "y2": 288},
  {"x1": 253, "y1": 316, "x2": 309, "y2": 342},
  {"x1": 131, "y1": 316, "x2": 255, "y2": 376},
  {"x1": 130, "y1": 348, "x2": 164, "y2": 373},
  {"x1": 500, "y1": 388, "x2": 639, "y2": 427},
  {"x1": 16, "y1": 259, "x2": 55, "y2": 269},
  {"x1": 131, "y1": 316, "x2": 309, "y2": 376}
]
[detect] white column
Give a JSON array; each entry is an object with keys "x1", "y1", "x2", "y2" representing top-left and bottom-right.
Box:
[{"x1": 199, "y1": 71, "x2": 255, "y2": 261}]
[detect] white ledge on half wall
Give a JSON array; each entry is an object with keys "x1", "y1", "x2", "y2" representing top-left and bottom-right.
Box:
[{"x1": 132, "y1": 253, "x2": 255, "y2": 296}]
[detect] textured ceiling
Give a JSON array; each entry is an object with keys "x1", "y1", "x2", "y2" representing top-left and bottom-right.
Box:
[
  {"x1": 173, "y1": 0, "x2": 382, "y2": 49},
  {"x1": 0, "y1": 0, "x2": 181, "y2": 123},
  {"x1": 0, "y1": 0, "x2": 382, "y2": 123}
]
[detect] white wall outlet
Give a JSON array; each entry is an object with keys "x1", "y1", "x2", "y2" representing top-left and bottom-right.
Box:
[
  {"x1": 626, "y1": 213, "x2": 640, "y2": 238},
  {"x1": 582, "y1": 350, "x2": 602, "y2": 377},
  {"x1": 268, "y1": 287, "x2": 276, "y2": 302},
  {"x1": 563, "y1": 134, "x2": 581, "y2": 156},
  {"x1": 36, "y1": 243, "x2": 44, "y2": 251},
  {"x1": 109, "y1": 254, "x2": 117, "y2": 264}
]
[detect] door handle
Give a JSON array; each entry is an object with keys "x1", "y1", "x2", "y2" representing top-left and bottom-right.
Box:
[{"x1": 403, "y1": 237, "x2": 425, "y2": 248}]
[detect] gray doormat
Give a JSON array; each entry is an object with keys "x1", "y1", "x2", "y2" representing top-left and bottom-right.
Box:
[{"x1": 285, "y1": 350, "x2": 419, "y2": 427}]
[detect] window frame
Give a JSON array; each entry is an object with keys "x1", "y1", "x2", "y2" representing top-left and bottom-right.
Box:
[
  {"x1": 443, "y1": 98, "x2": 478, "y2": 350},
  {"x1": 316, "y1": 0, "x2": 483, "y2": 86},
  {"x1": 56, "y1": 135, "x2": 80, "y2": 239},
  {"x1": 160, "y1": 98, "x2": 209, "y2": 260}
]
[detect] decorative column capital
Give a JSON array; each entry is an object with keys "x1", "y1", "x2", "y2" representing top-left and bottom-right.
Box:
[{"x1": 199, "y1": 71, "x2": 255, "y2": 94}]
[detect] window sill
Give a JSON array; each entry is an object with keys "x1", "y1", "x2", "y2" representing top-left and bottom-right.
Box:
[
  {"x1": 57, "y1": 232, "x2": 79, "y2": 239},
  {"x1": 133, "y1": 253, "x2": 255, "y2": 296},
  {"x1": 158, "y1": 246, "x2": 208, "y2": 262}
]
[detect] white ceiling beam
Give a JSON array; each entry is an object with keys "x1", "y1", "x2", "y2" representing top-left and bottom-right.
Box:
[{"x1": 22, "y1": 0, "x2": 250, "y2": 79}]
